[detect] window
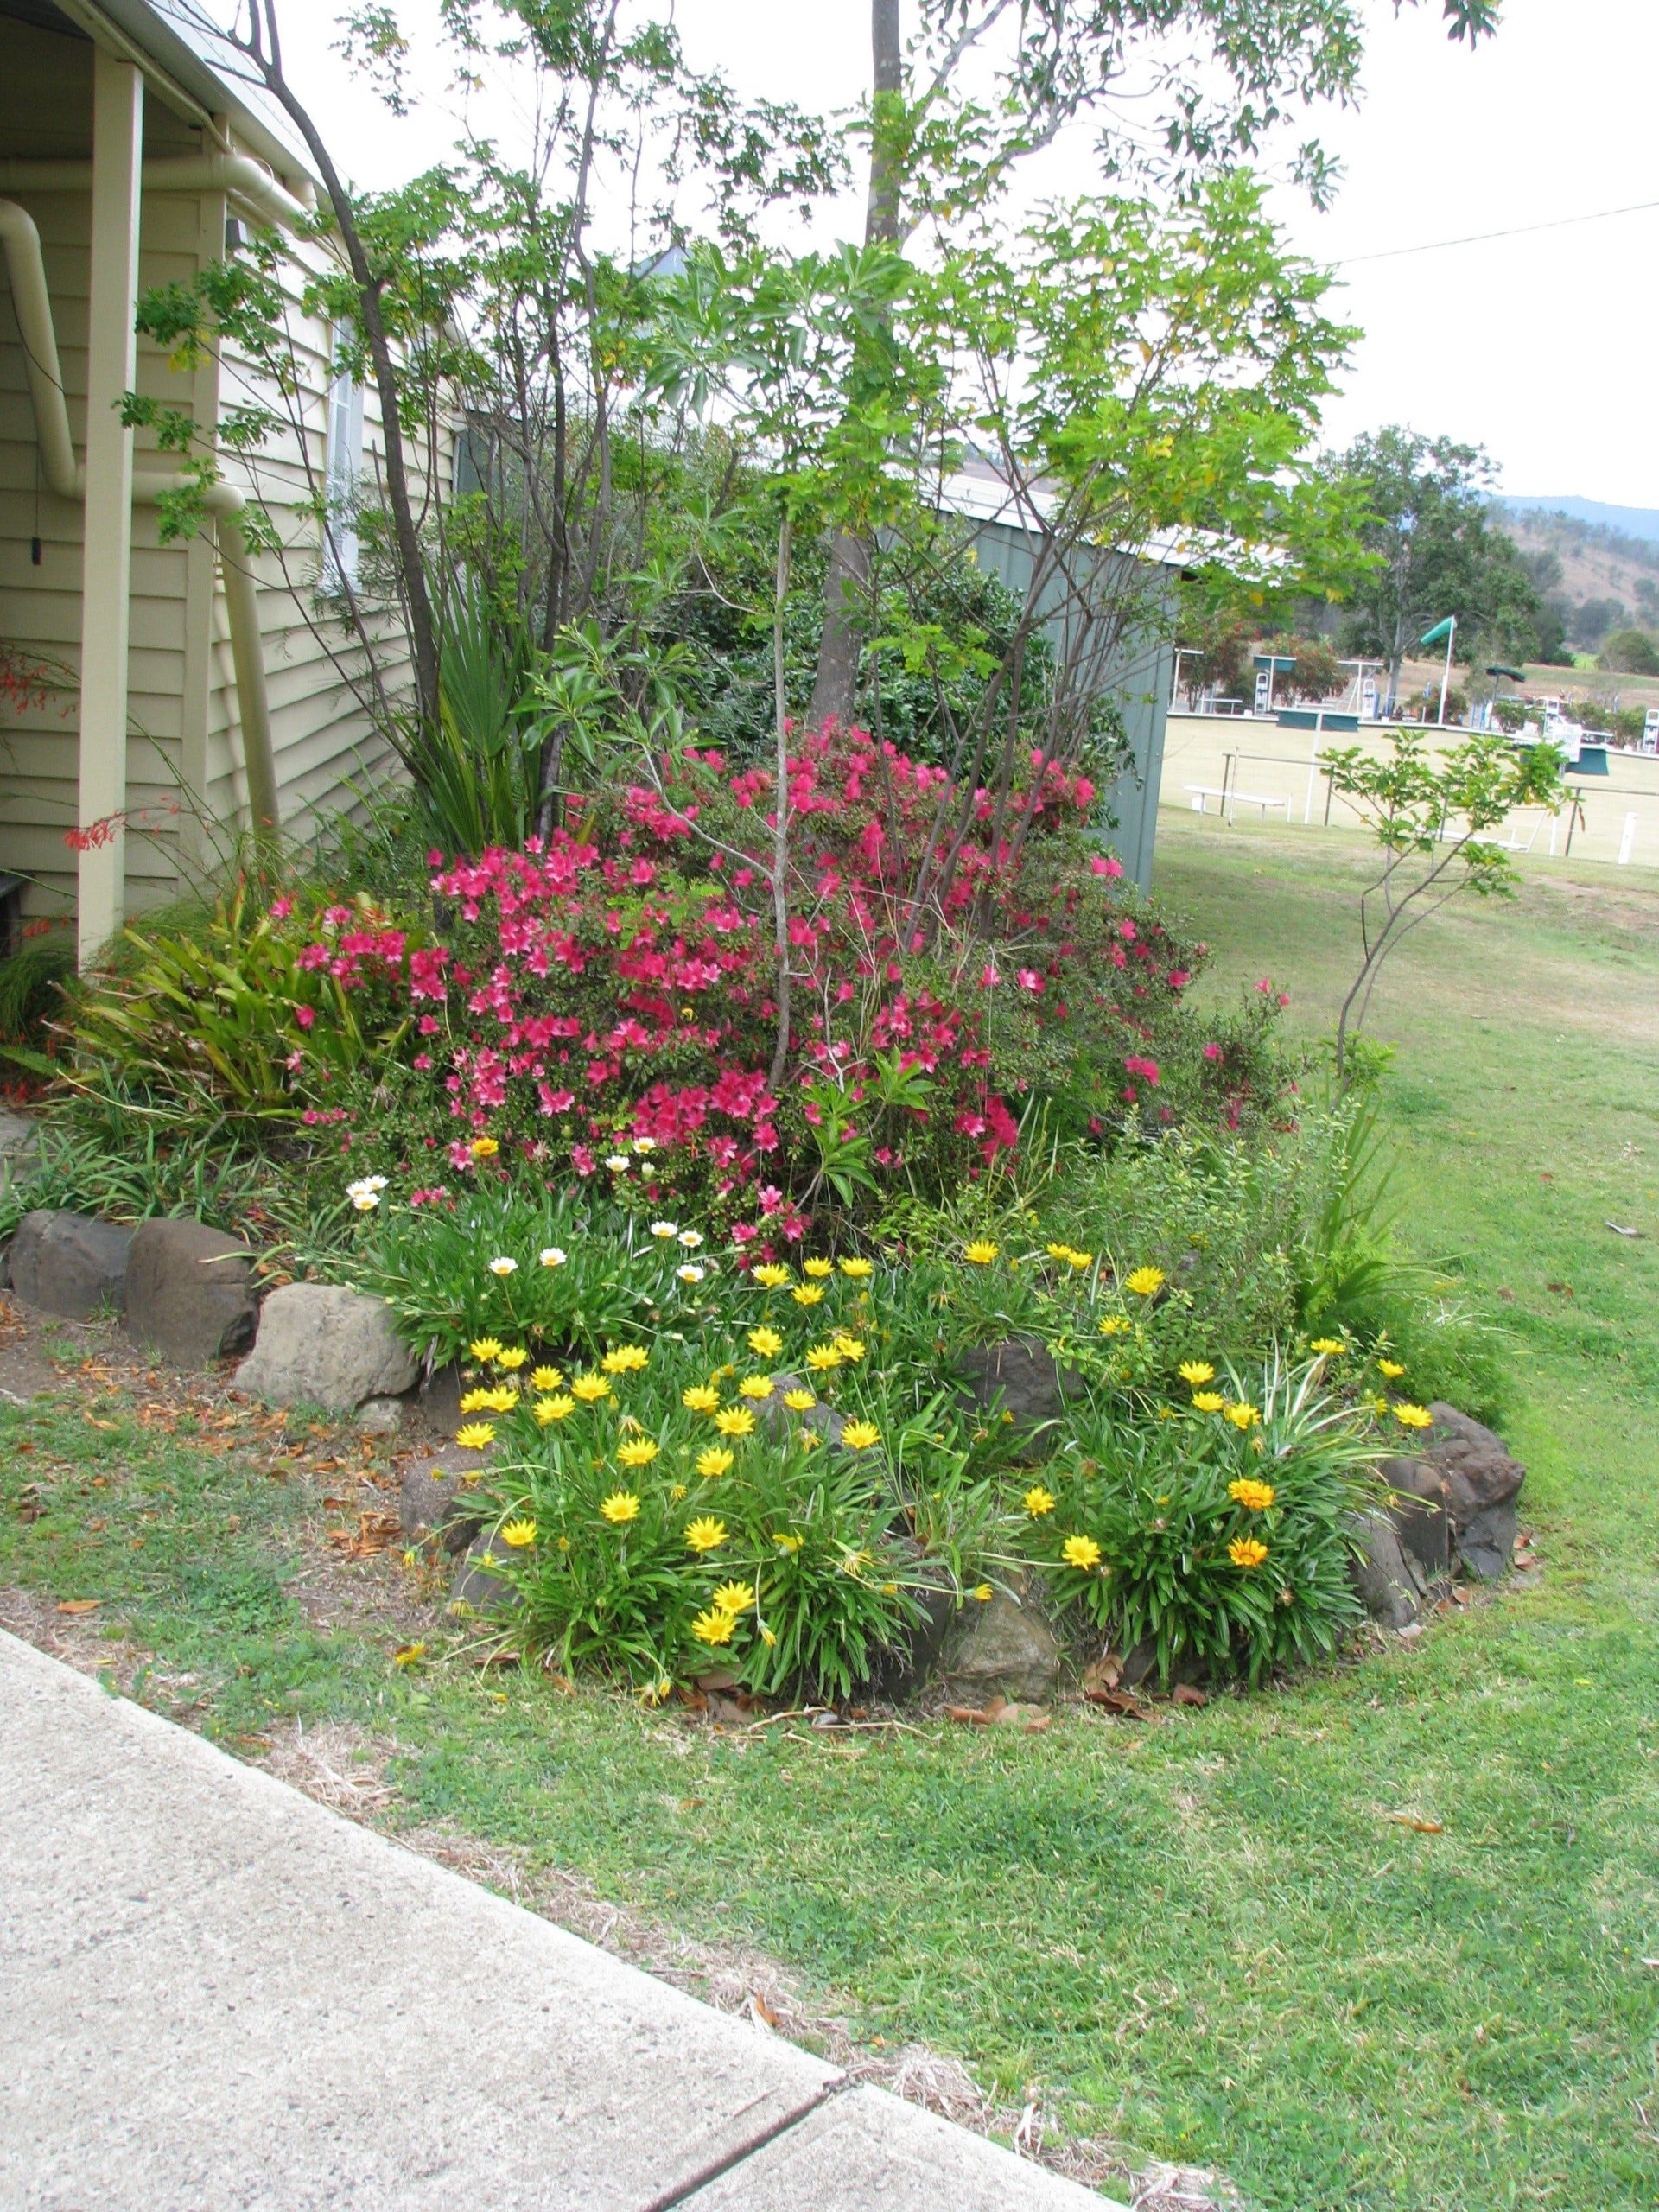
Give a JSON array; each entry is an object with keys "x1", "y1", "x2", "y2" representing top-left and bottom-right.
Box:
[{"x1": 322, "y1": 321, "x2": 365, "y2": 593}]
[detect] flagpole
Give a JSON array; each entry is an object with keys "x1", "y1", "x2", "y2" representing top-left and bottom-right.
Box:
[{"x1": 1438, "y1": 617, "x2": 1456, "y2": 727}]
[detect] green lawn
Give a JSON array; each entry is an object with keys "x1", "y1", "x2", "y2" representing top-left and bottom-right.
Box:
[{"x1": 4, "y1": 810, "x2": 1658, "y2": 2211}]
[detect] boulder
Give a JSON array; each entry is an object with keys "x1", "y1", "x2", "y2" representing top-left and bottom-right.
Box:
[
  {"x1": 9, "y1": 1209, "x2": 132, "y2": 1320},
  {"x1": 1351, "y1": 1507, "x2": 1435, "y2": 1631},
  {"x1": 448, "y1": 1530, "x2": 517, "y2": 1616},
  {"x1": 400, "y1": 1444, "x2": 490, "y2": 1553},
  {"x1": 356, "y1": 1395, "x2": 406, "y2": 1435},
  {"x1": 233, "y1": 1282, "x2": 418, "y2": 1411},
  {"x1": 123, "y1": 1217, "x2": 257, "y2": 1368},
  {"x1": 1379, "y1": 1455, "x2": 1452, "y2": 1580},
  {"x1": 936, "y1": 1574, "x2": 1061, "y2": 1705},
  {"x1": 1424, "y1": 1402, "x2": 1525, "y2": 1580},
  {"x1": 956, "y1": 1337, "x2": 1083, "y2": 1453},
  {"x1": 418, "y1": 1362, "x2": 466, "y2": 1436}
]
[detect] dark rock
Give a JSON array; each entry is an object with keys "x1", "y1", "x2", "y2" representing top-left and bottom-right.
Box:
[
  {"x1": 356, "y1": 1395, "x2": 405, "y2": 1435},
  {"x1": 400, "y1": 1445, "x2": 490, "y2": 1553},
  {"x1": 123, "y1": 1217, "x2": 257, "y2": 1368},
  {"x1": 1350, "y1": 1507, "x2": 1434, "y2": 1631},
  {"x1": 448, "y1": 1530, "x2": 517, "y2": 1616},
  {"x1": 232, "y1": 1282, "x2": 418, "y2": 1411},
  {"x1": 765, "y1": 1371, "x2": 850, "y2": 1449},
  {"x1": 1117, "y1": 1637, "x2": 1210, "y2": 1692},
  {"x1": 1424, "y1": 1403, "x2": 1526, "y2": 1581},
  {"x1": 418, "y1": 1362, "x2": 466, "y2": 1436},
  {"x1": 957, "y1": 1338, "x2": 1084, "y2": 1446},
  {"x1": 10, "y1": 1209, "x2": 132, "y2": 1320},
  {"x1": 936, "y1": 1573, "x2": 1061, "y2": 1705},
  {"x1": 1379, "y1": 1454, "x2": 1452, "y2": 1580}
]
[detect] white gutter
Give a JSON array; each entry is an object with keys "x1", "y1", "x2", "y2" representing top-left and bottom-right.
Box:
[
  {"x1": 0, "y1": 192, "x2": 279, "y2": 840},
  {"x1": 0, "y1": 153, "x2": 310, "y2": 236}
]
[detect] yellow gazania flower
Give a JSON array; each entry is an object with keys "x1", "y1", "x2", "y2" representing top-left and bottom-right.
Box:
[
  {"x1": 838, "y1": 1256, "x2": 874, "y2": 1279},
  {"x1": 616, "y1": 1438, "x2": 660, "y2": 1468},
  {"x1": 752, "y1": 1263, "x2": 791, "y2": 1288},
  {"x1": 454, "y1": 1422, "x2": 496, "y2": 1450},
  {"x1": 791, "y1": 1284, "x2": 826, "y2": 1306},
  {"x1": 468, "y1": 1337, "x2": 504, "y2": 1363},
  {"x1": 1192, "y1": 1391, "x2": 1225, "y2": 1414},
  {"x1": 570, "y1": 1374, "x2": 612, "y2": 1402},
  {"x1": 715, "y1": 1406, "x2": 756, "y2": 1439},
  {"x1": 530, "y1": 1365, "x2": 563, "y2": 1393},
  {"x1": 747, "y1": 1326, "x2": 784, "y2": 1359},
  {"x1": 1230, "y1": 1478, "x2": 1276, "y2": 1512},
  {"x1": 831, "y1": 1334, "x2": 866, "y2": 1363},
  {"x1": 1229, "y1": 1535, "x2": 1268, "y2": 1569},
  {"x1": 803, "y1": 1257, "x2": 834, "y2": 1279},
  {"x1": 469, "y1": 1135, "x2": 499, "y2": 1160},
  {"x1": 738, "y1": 1376, "x2": 774, "y2": 1401},
  {"x1": 534, "y1": 1395, "x2": 575, "y2": 1425},
  {"x1": 805, "y1": 1343, "x2": 843, "y2": 1372},
  {"x1": 970, "y1": 1583, "x2": 994, "y2": 1601},
  {"x1": 1061, "y1": 1534, "x2": 1103, "y2": 1571},
  {"x1": 684, "y1": 1516, "x2": 728, "y2": 1554},
  {"x1": 1178, "y1": 1360, "x2": 1216, "y2": 1386},
  {"x1": 773, "y1": 1532, "x2": 804, "y2": 1554},
  {"x1": 1099, "y1": 1315, "x2": 1131, "y2": 1337},
  {"x1": 839, "y1": 1549, "x2": 873, "y2": 1579},
  {"x1": 1309, "y1": 1337, "x2": 1345, "y2": 1356},
  {"x1": 682, "y1": 1382, "x2": 721, "y2": 1413},
  {"x1": 696, "y1": 1446, "x2": 734, "y2": 1479},
  {"x1": 1124, "y1": 1266, "x2": 1166, "y2": 1298},
  {"x1": 760, "y1": 1626, "x2": 777, "y2": 1647},
  {"x1": 670, "y1": 1483, "x2": 688, "y2": 1501},
  {"x1": 1023, "y1": 1485, "x2": 1057, "y2": 1517},
  {"x1": 711, "y1": 1580, "x2": 756, "y2": 1616},
  {"x1": 603, "y1": 1344, "x2": 649, "y2": 1375},
  {"x1": 1393, "y1": 1402, "x2": 1434, "y2": 1430},
  {"x1": 800, "y1": 1430, "x2": 823, "y2": 1452},
  {"x1": 458, "y1": 1388, "x2": 496, "y2": 1414},
  {"x1": 1377, "y1": 1358, "x2": 1406, "y2": 1379},
  {"x1": 1224, "y1": 1402, "x2": 1262, "y2": 1431},
  {"x1": 499, "y1": 1518, "x2": 537, "y2": 1548},
  {"x1": 691, "y1": 1607, "x2": 735, "y2": 1646},
  {"x1": 839, "y1": 1419, "x2": 881, "y2": 1451},
  {"x1": 480, "y1": 1386, "x2": 518, "y2": 1413},
  {"x1": 783, "y1": 1388, "x2": 817, "y2": 1412},
  {"x1": 963, "y1": 1241, "x2": 999, "y2": 1265},
  {"x1": 496, "y1": 1347, "x2": 528, "y2": 1371},
  {"x1": 600, "y1": 1491, "x2": 640, "y2": 1524}
]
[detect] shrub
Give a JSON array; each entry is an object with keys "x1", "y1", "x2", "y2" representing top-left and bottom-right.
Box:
[{"x1": 1020, "y1": 1351, "x2": 1380, "y2": 1684}]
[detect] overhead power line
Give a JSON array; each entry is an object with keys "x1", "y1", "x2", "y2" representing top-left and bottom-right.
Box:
[{"x1": 1337, "y1": 195, "x2": 1659, "y2": 266}]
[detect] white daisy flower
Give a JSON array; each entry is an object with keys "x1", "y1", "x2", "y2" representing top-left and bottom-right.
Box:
[
  {"x1": 677, "y1": 1229, "x2": 704, "y2": 1249},
  {"x1": 540, "y1": 1247, "x2": 567, "y2": 1268},
  {"x1": 650, "y1": 1221, "x2": 678, "y2": 1240},
  {"x1": 632, "y1": 1136, "x2": 657, "y2": 1153},
  {"x1": 677, "y1": 1263, "x2": 707, "y2": 1284},
  {"x1": 346, "y1": 1177, "x2": 385, "y2": 1211},
  {"x1": 605, "y1": 1154, "x2": 631, "y2": 1173},
  {"x1": 487, "y1": 1256, "x2": 518, "y2": 1277}
]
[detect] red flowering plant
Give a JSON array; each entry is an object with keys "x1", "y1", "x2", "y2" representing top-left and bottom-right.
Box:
[{"x1": 283, "y1": 721, "x2": 1283, "y2": 1238}]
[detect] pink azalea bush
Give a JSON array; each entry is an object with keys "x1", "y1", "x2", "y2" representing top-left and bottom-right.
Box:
[{"x1": 279, "y1": 724, "x2": 1283, "y2": 1237}]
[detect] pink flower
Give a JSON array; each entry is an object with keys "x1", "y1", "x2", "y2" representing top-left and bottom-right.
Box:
[
  {"x1": 1016, "y1": 969, "x2": 1043, "y2": 994},
  {"x1": 1089, "y1": 854, "x2": 1124, "y2": 879},
  {"x1": 294, "y1": 1005, "x2": 315, "y2": 1031},
  {"x1": 269, "y1": 896, "x2": 293, "y2": 921},
  {"x1": 1203, "y1": 1042, "x2": 1224, "y2": 1062}
]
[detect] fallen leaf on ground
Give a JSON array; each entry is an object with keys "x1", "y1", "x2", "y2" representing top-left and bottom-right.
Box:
[
  {"x1": 55, "y1": 1599, "x2": 101, "y2": 1615},
  {"x1": 1171, "y1": 1683, "x2": 1209, "y2": 1707},
  {"x1": 1084, "y1": 1687, "x2": 1148, "y2": 1719},
  {"x1": 1605, "y1": 1222, "x2": 1644, "y2": 1237},
  {"x1": 1387, "y1": 1812, "x2": 1444, "y2": 1834}
]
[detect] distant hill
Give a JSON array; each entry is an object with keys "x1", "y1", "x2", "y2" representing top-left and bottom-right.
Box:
[{"x1": 1497, "y1": 496, "x2": 1659, "y2": 546}]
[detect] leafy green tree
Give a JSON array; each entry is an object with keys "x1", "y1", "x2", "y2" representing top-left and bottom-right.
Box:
[
  {"x1": 806, "y1": 0, "x2": 1503, "y2": 728},
  {"x1": 1320, "y1": 731, "x2": 1567, "y2": 1084},
  {"x1": 1598, "y1": 627, "x2": 1659, "y2": 676},
  {"x1": 1332, "y1": 429, "x2": 1546, "y2": 708}
]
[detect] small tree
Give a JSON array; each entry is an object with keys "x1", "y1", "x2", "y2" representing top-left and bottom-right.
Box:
[{"x1": 1320, "y1": 730, "x2": 1567, "y2": 1084}]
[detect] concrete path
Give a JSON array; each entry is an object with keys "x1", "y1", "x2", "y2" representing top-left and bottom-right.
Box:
[{"x1": 0, "y1": 1632, "x2": 1121, "y2": 2210}]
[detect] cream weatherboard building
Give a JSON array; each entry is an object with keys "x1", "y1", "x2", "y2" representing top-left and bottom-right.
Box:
[{"x1": 0, "y1": 0, "x2": 408, "y2": 963}]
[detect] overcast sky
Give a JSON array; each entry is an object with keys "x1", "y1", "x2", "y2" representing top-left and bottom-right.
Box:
[{"x1": 265, "y1": 0, "x2": 1659, "y2": 509}]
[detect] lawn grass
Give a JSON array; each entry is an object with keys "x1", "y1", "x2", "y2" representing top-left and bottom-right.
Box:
[{"x1": 3, "y1": 810, "x2": 1658, "y2": 2210}]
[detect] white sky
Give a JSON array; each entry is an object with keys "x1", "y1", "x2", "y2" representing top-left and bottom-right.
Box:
[{"x1": 267, "y1": 0, "x2": 1659, "y2": 507}]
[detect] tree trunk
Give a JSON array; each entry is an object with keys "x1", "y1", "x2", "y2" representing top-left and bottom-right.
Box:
[
  {"x1": 768, "y1": 511, "x2": 795, "y2": 1093},
  {"x1": 806, "y1": 0, "x2": 902, "y2": 734}
]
